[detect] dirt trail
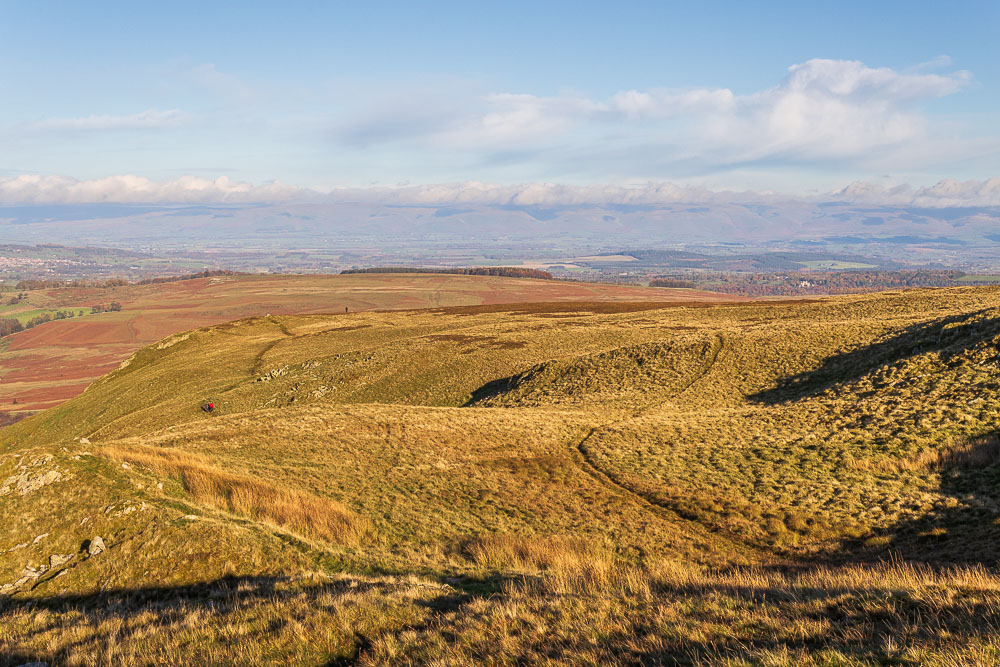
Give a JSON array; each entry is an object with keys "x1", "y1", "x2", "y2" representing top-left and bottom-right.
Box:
[{"x1": 564, "y1": 334, "x2": 759, "y2": 558}]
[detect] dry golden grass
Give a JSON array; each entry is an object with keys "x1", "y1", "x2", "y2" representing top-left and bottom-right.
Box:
[
  {"x1": 360, "y1": 559, "x2": 1000, "y2": 665},
  {"x1": 859, "y1": 434, "x2": 1000, "y2": 474},
  {"x1": 467, "y1": 533, "x2": 609, "y2": 572},
  {"x1": 0, "y1": 572, "x2": 448, "y2": 666},
  {"x1": 8, "y1": 285, "x2": 1000, "y2": 663},
  {"x1": 100, "y1": 444, "x2": 370, "y2": 545}
]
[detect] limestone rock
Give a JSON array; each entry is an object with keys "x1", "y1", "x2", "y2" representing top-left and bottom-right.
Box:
[
  {"x1": 49, "y1": 554, "x2": 74, "y2": 568},
  {"x1": 1, "y1": 469, "x2": 63, "y2": 497},
  {"x1": 87, "y1": 536, "x2": 106, "y2": 556}
]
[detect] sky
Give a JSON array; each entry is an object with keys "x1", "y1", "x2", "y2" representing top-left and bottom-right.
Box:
[{"x1": 0, "y1": 0, "x2": 997, "y2": 203}]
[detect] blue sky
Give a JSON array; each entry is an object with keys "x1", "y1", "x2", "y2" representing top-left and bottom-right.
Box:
[{"x1": 0, "y1": 1, "x2": 997, "y2": 201}]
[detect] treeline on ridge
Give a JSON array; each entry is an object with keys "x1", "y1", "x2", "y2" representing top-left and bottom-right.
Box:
[
  {"x1": 341, "y1": 267, "x2": 554, "y2": 279},
  {"x1": 136, "y1": 270, "x2": 239, "y2": 285},
  {"x1": 649, "y1": 279, "x2": 697, "y2": 289},
  {"x1": 13, "y1": 270, "x2": 238, "y2": 291},
  {"x1": 658, "y1": 269, "x2": 968, "y2": 296}
]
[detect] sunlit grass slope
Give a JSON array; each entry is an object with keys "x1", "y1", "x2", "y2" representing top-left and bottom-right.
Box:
[{"x1": 6, "y1": 287, "x2": 1000, "y2": 663}]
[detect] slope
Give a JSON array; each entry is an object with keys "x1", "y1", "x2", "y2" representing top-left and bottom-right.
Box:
[
  {"x1": 0, "y1": 272, "x2": 731, "y2": 415},
  {"x1": 6, "y1": 287, "x2": 1000, "y2": 663}
]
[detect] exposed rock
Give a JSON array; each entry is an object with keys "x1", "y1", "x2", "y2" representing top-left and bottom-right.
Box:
[
  {"x1": 0, "y1": 469, "x2": 63, "y2": 497},
  {"x1": 105, "y1": 500, "x2": 148, "y2": 517},
  {"x1": 49, "y1": 554, "x2": 74, "y2": 568},
  {"x1": 156, "y1": 332, "x2": 191, "y2": 349},
  {"x1": 32, "y1": 533, "x2": 48, "y2": 544},
  {"x1": 87, "y1": 536, "x2": 106, "y2": 556},
  {"x1": 79, "y1": 437, "x2": 91, "y2": 445},
  {"x1": 256, "y1": 365, "x2": 289, "y2": 382}
]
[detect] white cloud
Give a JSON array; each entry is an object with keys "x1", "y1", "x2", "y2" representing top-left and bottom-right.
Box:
[
  {"x1": 0, "y1": 174, "x2": 306, "y2": 204},
  {"x1": 335, "y1": 58, "x2": 973, "y2": 172},
  {"x1": 611, "y1": 88, "x2": 735, "y2": 120},
  {"x1": 1, "y1": 174, "x2": 997, "y2": 208},
  {"x1": 715, "y1": 59, "x2": 970, "y2": 161},
  {"x1": 29, "y1": 109, "x2": 193, "y2": 131},
  {"x1": 834, "y1": 178, "x2": 1000, "y2": 207}
]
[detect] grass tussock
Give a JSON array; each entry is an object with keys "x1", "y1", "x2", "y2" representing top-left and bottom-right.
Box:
[
  {"x1": 100, "y1": 444, "x2": 370, "y2": 544},
  {"x1": 467, "y1": 533, "x2": 608, "y2": 572},
  {"x1": 362, "y1": 560, "x2": 1000, "y2": 665},
  {"x1": 852, "y1": 434, "x2": 1000, "y2": 474},
  {"x1": 467, "y1": 534, "x2": 618, "y2": 594}
]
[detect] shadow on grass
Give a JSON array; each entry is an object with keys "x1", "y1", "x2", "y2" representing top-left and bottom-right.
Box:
[
  {"x1": 749, "y1": 308, "x2": 1000, "y2": 405},
  {"x1": 463, "y1": 365, "x2": 541, "y2": 406},
  {"x1": 838, "y1": 434, "x2": 1000, "y2": 568},
  {"x1": 565, "y1": 576, "x2": 1000, "y2": 664},
  {"x1": 821, "y1": 433, "x2": 1000, "y2": 568},
  {"x1": 0, "y1": 574, "x2": 472, "y2": 667}
]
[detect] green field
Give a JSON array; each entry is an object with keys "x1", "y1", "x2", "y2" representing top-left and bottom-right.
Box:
[
  {"x1": 0, "y1": 306, "x2": 89, "y2": 325},
  {"x1": 4, "y1": 286, "x2": 1000, "y2": 663},
  {"x1": 797, "y1": 260, "x2": 877, "y2": 269}
]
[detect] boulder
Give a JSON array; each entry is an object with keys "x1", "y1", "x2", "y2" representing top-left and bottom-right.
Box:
[
  {"x1": 87, "y1": 536, "x2": 106, "y2": 556},
  {"x1": 49, "y1": 553, "x2": 74, "y2": 568}
]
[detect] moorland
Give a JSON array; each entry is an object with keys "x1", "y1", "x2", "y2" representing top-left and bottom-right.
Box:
[
  {"x1": 0, "y1": 273, "x2": 711, "y2": 417},
  {"x1": 4, "y1": 282, "x2": 1000, "y2": 663}
]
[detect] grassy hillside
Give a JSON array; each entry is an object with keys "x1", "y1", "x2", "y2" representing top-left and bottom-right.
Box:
[
  {"x1": 5, "y1": 287, "x2": 1000, "y2": 663},
  {"x1": 0, "y1": 272, "x2": 724, "y2": 415}
]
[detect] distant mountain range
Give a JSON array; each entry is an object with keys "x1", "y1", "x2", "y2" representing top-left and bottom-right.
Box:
[{"x1": 0, "y1": 200, "x2": 998, "y2": 256}]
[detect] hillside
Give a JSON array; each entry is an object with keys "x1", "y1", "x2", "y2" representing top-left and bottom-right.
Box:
[
  {"x1": 0, "y1": 273, "x2": 731, "y2": 416},
  {"x1": 5, "y1": 287, "x2": 1000, "y2": 663}
]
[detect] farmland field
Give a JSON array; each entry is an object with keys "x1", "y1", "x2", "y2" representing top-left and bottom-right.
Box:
[{"x1": 0, "y1": 273, "x2": 740, "y2": 415}]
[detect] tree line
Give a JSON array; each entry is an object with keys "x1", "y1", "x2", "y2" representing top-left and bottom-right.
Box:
[
  {"x1": 0, "y1": 308, "x2": 93, "y2": 337},
  {"x1": 656, "y1": 270, "x2": 969, "y2": 297},
  {"x1": 341, "y1": 267, "x2": 554, "y2": 279},
  {"x1": 13, "y1": 270, "x2": 238, "y2": 291},
  {"x1": 136, "y1": 270, "x2": 238, "y2": 285},
  {"x1": 649, "y1": 279, "x2": 697, "y2": 289},
  {"x1": 0, "y1": 303, "x2": 122, "y2": 340}
]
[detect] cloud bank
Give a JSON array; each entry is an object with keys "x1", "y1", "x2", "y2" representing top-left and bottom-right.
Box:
[
  {"x1": 2, "y1": 174, "x2": 999, "y2": 208},
  {"x1": 832, "y1": 178, "x2": 1000, "y2": 207},
  {"x1": 0, "y1": 174, "x2": 306, "y2": 204},
  {"x1": 335, "y1": 59, "x2": 974, "y2": 173}
]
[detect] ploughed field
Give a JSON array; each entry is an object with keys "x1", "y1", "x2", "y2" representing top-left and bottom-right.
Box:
[
  {"x1": 0, "y1": 273, "x2": 727, "y2": 415},
  {"x1": 5, "y1": 286, "x2": 1000, "y2": 663}
]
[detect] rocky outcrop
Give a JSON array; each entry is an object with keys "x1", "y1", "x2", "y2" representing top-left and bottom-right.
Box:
[{"x1": 0, "y1": 455, "x2": 65, "y2": 497}]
